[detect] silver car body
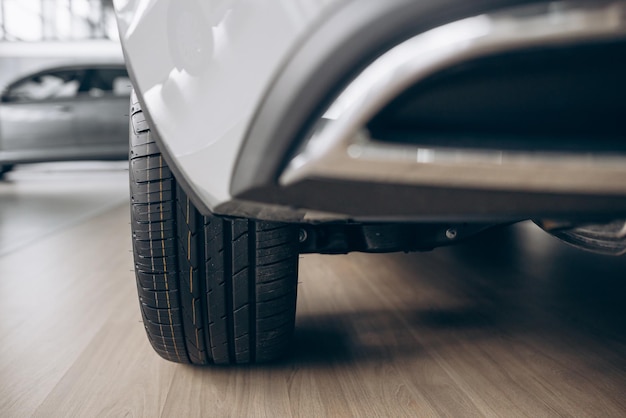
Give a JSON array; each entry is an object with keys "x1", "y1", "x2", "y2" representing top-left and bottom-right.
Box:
[
  {"x1": 0, "y1": 63, "x2": 131, "y2": 165},
  {"x1": 115, "y1": 0, "x2": 342, "y2": 208},
  {"x1": 116, "y1": 0, "x2": 626, "y2": 224}
]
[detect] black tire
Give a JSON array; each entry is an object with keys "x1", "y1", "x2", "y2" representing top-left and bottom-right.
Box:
[
  {"x1": 129, "y1": 92, "x2": 300, "y2": 364},
  {"x1": 0, "y1": 164, "x2": 14, "y2": 179}
]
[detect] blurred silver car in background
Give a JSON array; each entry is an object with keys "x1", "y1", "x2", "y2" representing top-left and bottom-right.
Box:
[{"x1": 0, "y1": 63, "x2": 131, "y2": 177}]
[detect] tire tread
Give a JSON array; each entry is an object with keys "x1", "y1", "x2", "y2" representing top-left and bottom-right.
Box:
[{"x1": 129, "y1": 92, "x2": 298, "y2": 364}]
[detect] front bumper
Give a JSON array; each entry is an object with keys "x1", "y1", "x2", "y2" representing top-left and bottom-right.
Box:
[{"x1": 228, "y1": 0, "x2": 626, "y2": 223}]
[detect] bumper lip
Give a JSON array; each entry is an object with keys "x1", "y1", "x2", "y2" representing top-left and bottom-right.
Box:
[
  {"x1": 234, "y1": 178, "x2": 626, "y2": 223},
  {"x1": 280, "y1": 0, "x2": 626, "y2": 196},
  {"x1": 281, "y1": 131, "x2": 626, "y2": 196}
]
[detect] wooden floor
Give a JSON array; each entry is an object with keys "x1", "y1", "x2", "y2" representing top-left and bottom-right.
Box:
[{"x1": 1, "y1": 164, "x2": 625, "y2": 417}]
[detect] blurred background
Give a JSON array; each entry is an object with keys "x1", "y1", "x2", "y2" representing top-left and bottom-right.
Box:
[{"x1": 0, "y1": 0, "x2": 120, "y2": 86}]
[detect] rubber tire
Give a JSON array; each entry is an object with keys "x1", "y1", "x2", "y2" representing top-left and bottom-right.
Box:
[
  {"x1": 0, "y1": 164, "x2": 14, "y2": 179},
  {"x1": 129, "y1": 92, "x2": 300, "y2": 364}
]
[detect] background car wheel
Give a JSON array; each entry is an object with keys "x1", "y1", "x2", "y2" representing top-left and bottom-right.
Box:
[
  {"x1": 0, "y1": 164, "x2": 14, "y2": 179},
  {"x1": 129, "y1": 92, "x2": 300, "y2": 364}
]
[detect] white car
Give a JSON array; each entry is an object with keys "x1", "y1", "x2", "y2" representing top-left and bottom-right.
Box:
[{"x1": 115, "y1": 0, "x2": 626, "y2": 364}]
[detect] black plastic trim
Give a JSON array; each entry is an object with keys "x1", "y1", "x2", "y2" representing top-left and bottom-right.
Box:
[
  {"x1": 236, "y1": 179, "x2": 626, "y2": 222},
  {"x1": 231, "y1": 0, "x2": 541, "y2": 197}
]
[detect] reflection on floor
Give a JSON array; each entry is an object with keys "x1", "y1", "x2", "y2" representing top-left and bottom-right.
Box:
[
  {"x1": 0, "y1": 166, "x2": 624, "y2": 416},
  {"x1": 0, "y1": 162, "x2": 128, "y2": 255}
]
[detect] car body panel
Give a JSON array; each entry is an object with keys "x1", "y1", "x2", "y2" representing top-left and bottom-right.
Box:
[
  {"x1": 117, "y1": 0, "x2": 626, "y2": 223},
  {"x1": 0, "y1": 98, "x2": 76, "y2": 152},
  {"x1": 115, "y1": 0, "x2": 345, "y2": 207},
  {"x1": 74, "y1": 94, "x2": 129, "y2": 150}
]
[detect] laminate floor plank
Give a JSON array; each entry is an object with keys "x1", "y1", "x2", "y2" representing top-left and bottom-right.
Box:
[
  {"x1": 33, "y1": 304, "x2": 176, "y2": 417},
  {"x1": 0, "y1": 204, "x2": 131, "y2": 416}
]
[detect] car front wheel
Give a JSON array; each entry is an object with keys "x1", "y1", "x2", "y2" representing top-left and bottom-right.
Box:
[{"x1": 129, "y1": 92, "x2": 300, "y2": 364}]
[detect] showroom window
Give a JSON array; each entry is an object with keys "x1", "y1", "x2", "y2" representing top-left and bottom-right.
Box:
[{"x1": 0, "y1": 0, "x2": 117, "y2": 42}]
